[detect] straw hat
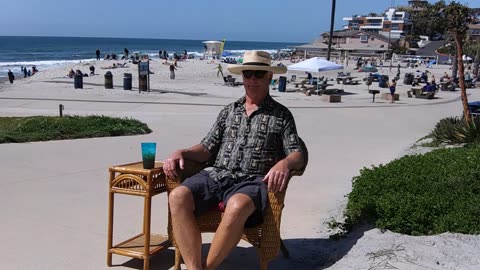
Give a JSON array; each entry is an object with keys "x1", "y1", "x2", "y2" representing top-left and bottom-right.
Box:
[{"x1": 227, "y1": 50, "x2": 287, "y2": 75}]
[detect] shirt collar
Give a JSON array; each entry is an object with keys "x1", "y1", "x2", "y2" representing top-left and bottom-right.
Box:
[{"x1": 235, "y1": 95, "x2": 275, "y2": 112}]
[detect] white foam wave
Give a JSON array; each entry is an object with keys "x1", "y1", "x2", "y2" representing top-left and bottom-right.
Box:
[
  {"x1": 226, "y1": 49, "x2": 279, "y2": 54},
  {"x1": 0, "y1": 58, "x2": 96, "y2": 68},
  {"x1": 0, "y1": 58, "x2": 98, "y2": 77}
]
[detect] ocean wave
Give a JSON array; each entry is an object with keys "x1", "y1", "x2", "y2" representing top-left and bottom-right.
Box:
[{"x1": 0, "y1": 58, "x2": 97, "y2": 75}]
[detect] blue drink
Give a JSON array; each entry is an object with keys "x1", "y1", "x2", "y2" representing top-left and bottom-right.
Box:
[{"x1": 141, "y1": 142, "x2": 156, "y2": 169}]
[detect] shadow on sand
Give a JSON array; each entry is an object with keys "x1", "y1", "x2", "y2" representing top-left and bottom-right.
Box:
[{"x1": 118, "y1": 225, "x2": 371, "y2": 270}]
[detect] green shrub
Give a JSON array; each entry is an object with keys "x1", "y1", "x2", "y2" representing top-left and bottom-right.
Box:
[
  {"x1": 0, "y1": 115, "x2": 152, "y2": 143},
  {"x1": 426, "y1": 116, "x2": 480, "y2": 146},
  {"x1": 345, "y1": 146, "x2": 480, "y2": 235}
]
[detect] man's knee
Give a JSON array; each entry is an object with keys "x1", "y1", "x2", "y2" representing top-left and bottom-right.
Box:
[
  {"x1": 224, "y1": 194, "x2": 255, "y2": 220},
  {"x1": 169, "y1": 186, "x2": 194, "y2": 212}
]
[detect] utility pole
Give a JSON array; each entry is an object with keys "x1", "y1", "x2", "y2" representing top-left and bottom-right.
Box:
[{"x1": 327, "y1": 0, "x2": 336, "y2": 60}]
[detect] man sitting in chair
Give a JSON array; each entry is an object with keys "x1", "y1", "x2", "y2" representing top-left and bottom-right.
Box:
[{"x1": 163, "y1": 50, "x2": 307, "y2": 270}]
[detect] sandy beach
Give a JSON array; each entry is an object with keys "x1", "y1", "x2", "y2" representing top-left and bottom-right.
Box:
[{"x1": 0, "y1": 57, "x2": 479, "y2": 270}]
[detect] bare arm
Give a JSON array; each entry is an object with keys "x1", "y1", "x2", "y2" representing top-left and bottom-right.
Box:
[
  {"x1": 263, "y1": 151, "x2": 305, "y2": 193},
  {"x1": 163, "y1": 144, "x2": 212, "y2": 178}
]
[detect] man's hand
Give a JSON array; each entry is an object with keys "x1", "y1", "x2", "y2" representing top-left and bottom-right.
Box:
[
  {"x1": 263, "y1": 159, "x2": 291, "y2": 193},
  {"x1": 163, "y1": 150, "x2": 185, "y2": 179}
]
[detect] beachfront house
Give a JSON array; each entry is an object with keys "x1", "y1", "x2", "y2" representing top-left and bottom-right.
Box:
[
  {"x1": 293, "y1": 30, "x2": 391, "y2": 60},
  {"x1": 342, "y1": 8, "x2": 412, "y2": 40}
]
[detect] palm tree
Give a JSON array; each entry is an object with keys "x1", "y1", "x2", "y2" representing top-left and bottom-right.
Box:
[
  {"x1": 327, "y1": 0, "x2": 336, "y2": 61},
  {"x1": 444, "y1": 2, "x2": 472, "y2": 122}
]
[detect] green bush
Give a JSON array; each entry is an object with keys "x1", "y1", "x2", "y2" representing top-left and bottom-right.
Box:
[
  {"x1": 426, "y1": 117, "x2": 480, "y2": 146},
  {"x1": 345, "y1": 146, "x2": 480, "y2": 235},
  {"x1": 0, "y1": 115, "x2": 152, "y2": 143}
]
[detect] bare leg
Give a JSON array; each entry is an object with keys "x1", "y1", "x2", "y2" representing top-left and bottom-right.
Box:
[
  {"x1": 205, "y1": 194, "x2": 255, "y2": 270},
  {"x1": 169, "y1": 186, "x2": 203, "y2": 270}
]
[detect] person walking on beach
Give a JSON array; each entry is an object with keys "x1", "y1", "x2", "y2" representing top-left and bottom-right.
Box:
[
  {"x1": 389, "y1": 79, "x2": 397, "y2": 103},
  {"x1": 169, "y1": 63, "x2": 177, "y2": 80},
  {"x1": 7, "y1": 70, "x2": 15, "y2": 83},
  {"x1": 159, "y1": 50, "x2": 163, "y2": 59},
  {"x1": 164, "y1": 50, "x2": 306, "y2": 270},
  {"x1": 96, "y1": 49, "x2": 101, "y2": 60},
  {"x1": 215, "y1": 63, "x2": 223, "y2": 77},
  {"x1": 23, "y1": 67, "x2": 27, "y2": 78},
  {"x1": 124, "y1": 48, "x2": 129, "y2": 59}
]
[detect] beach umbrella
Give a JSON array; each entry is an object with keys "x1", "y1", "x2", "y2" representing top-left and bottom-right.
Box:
[{"x1": 288, "y1": 57, "x2": 343, "y2": 92}]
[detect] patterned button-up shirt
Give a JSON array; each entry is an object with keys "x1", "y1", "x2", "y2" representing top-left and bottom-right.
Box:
[{"x1": 201, "y1": 95, "x2": 304, "y2": 181}]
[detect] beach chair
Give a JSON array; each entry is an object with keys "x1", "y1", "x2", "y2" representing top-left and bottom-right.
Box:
[
  {"x1": 289, "y1": 75, "x2": 296, "y2": 84},
  {"x1": 224, "y1": 75, "x2": 237, "y2": 87},
  {"x1": 166, "y1": 138, "x2": 308, "y2": 270}
]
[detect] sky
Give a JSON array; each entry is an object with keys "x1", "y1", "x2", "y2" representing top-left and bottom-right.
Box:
[{"x1": 0, "y1": 0, "x2": 475, "y2": 43}]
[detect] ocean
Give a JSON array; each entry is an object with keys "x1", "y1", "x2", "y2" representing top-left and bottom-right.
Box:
[{"x1": 0, "y1": 36, "x2": 302, "y2": 79}]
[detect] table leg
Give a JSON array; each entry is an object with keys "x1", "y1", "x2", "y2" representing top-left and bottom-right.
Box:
[
  {"x1": 107, "y1": 191, "x2": 114, "y2": 266},
  {"x1": 143, "y1": 195, "x2": 152, "y2": 270}
]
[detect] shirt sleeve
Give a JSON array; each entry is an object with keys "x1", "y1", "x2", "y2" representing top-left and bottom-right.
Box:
[
  {"x1": 200, "y1": 106, "x2": 229, "y2": 157},
  {"x1": 282, "y1": 110, "x2": 305, "y2": 156}
]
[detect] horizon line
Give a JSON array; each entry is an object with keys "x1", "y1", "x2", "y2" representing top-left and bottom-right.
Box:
[{"x1": 0, "y1": 35, "x2": 308, "y2": 44}]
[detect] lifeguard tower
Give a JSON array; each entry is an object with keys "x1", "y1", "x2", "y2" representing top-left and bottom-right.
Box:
[{"x1": 202, "y1": 40, "x2": 223, "y2": 59}]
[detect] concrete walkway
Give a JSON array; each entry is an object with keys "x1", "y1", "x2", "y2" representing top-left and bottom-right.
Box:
[{"x1": 0, "y1": 88, "x2": 478, "y2": 270}]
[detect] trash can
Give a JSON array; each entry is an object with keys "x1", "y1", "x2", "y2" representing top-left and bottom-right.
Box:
[
  {"x1": 74, "y1": 73, "x2": 83, "y2": 89},
  {"x1": 123, "y1": 73, "x2": 132, "y2": 90},
  {"x1": 104, "y1": 71, "x2": 113, "y2": 89},
  {"x1": 139, "y1": 75, "x2": 148, "y2": 91},
  {"x1": 379, "y1": 75, "x2": 389, "y2": 88},
  {"x1": 278, "y1": 76, "x2": 287, "y2": 92},
  {"x1": 403, "y1": 73, "x2": 413, "y2": 85}
]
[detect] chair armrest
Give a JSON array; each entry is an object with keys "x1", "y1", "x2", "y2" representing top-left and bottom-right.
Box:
[{"x1": 291, "y1": 169, "x2": 304, "y2": 177}]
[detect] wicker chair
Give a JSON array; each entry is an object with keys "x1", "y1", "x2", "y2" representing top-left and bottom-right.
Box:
[{"x1": 166, "y1": 139, "x2": 308, "y2": 270}]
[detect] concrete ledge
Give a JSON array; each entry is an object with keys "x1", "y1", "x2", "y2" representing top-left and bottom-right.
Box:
[
  {"x1": 321, "y1": 94, "x2": 341, "y2": 103},
  {"x1": 380, "y1": 92, "x2": 399, "y2": 101}
]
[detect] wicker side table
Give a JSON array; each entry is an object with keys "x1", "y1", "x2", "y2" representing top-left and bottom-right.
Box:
[{"x1": 107, "y1": 161, "x2": 171, "y2": 270}]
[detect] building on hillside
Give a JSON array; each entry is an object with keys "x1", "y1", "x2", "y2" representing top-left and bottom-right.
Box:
[
  {"x1": 408, "y1": 0, "x2": 428, "y2": 11},
  {"x1": 342, "y1": 8, "x2": 412, "y2": 39},
  {"x1": 468, "y1": 24, "x2": 480, "y2": 40},
  {"x1": 293, "y1": 30, "x2": 390, "y2": 59}
]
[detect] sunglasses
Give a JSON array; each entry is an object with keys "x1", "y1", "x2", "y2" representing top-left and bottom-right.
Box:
[{"x1": 242, "y1": 70, "x2": 268, "y2": 79}]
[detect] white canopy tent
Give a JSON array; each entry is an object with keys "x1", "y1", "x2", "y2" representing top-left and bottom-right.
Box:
[
  {"x1": 288, "y1": 57, "x2": 343, "y2": 72},
  {"x1": 288, "y1": 57, "x2": 343, "y2": 91}
]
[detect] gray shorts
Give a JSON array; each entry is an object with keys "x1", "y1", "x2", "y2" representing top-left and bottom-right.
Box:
[{"x1": 181, "y1": 170, "x2": 268, "y2": 228}]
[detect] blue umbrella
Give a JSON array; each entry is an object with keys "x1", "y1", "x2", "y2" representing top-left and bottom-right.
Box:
[{"x1": 221, "y1": 51, "x2": 233, "y2": 57}]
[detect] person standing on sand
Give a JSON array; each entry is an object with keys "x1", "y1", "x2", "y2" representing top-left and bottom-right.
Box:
[
  {"x1": 96, "y1": 49, "x2": 101, "y2": 60},
  {"x1": 389, "y1": 79, "x2": 397, "y2": 104},
  {"x1": 7, "y1": 70, "x2": 14, "y2": 83},
  {"x1": 124, "y1": 48, "x2": 129, "y2": 59},
  {"x1": 169, "y1": 63, "x2": 177, "y2": 80},
  {"x1": 215, "y1": 64, "x2": 223, "y2": 77}
]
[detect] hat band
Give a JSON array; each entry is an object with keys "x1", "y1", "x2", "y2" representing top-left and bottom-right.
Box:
[{"x1": 242, "y1": 62, "x2": 270, "y2": 66}]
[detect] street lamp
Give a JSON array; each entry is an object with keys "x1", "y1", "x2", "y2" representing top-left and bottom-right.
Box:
[{"x1": 327, "y1": 0, "x2": 336, "y2": 61}]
